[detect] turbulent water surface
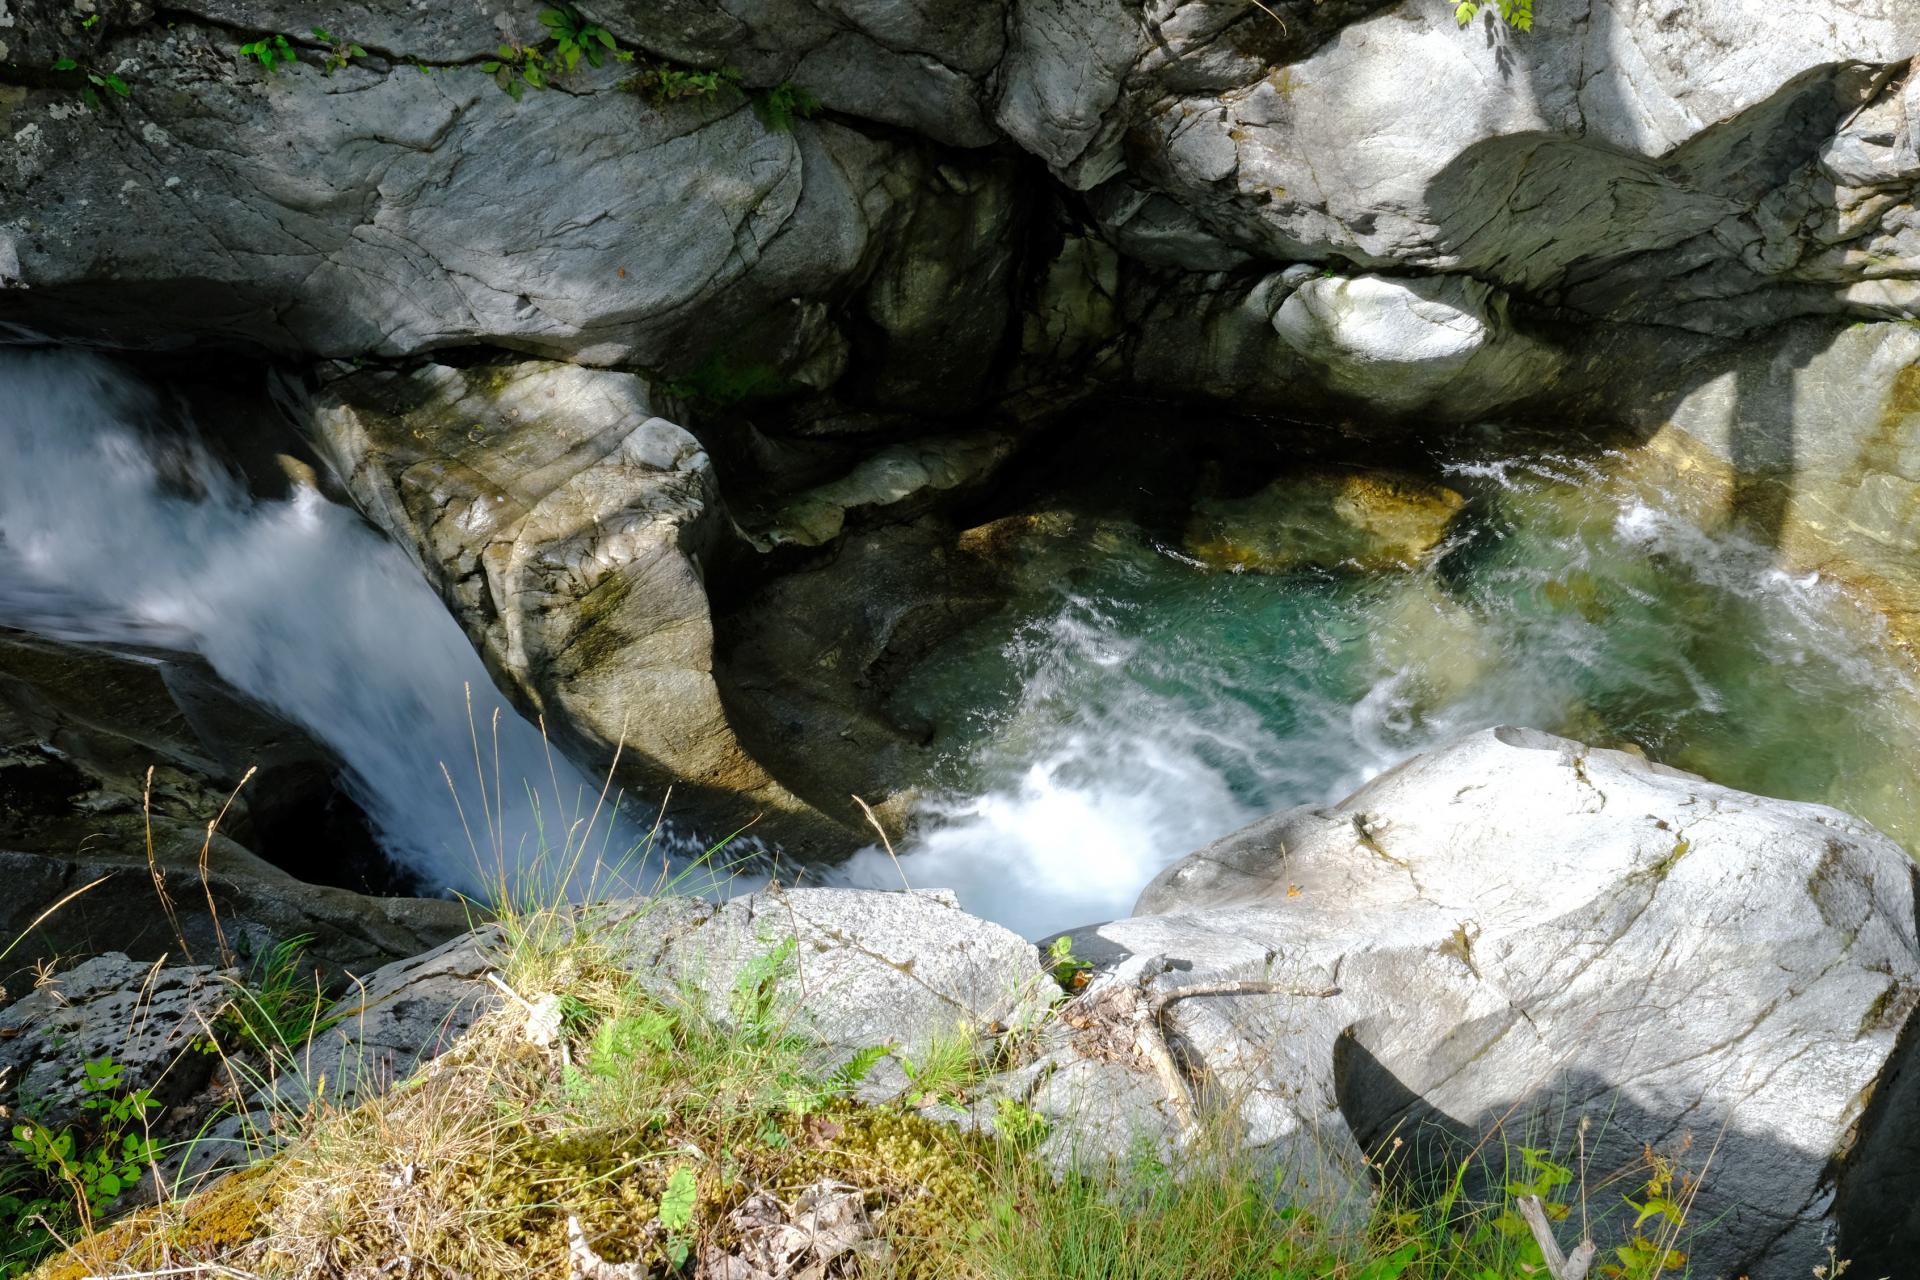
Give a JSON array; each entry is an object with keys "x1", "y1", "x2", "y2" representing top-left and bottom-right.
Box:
[
  {"x1": 5, "y1": 351, "x2": 1917, "y2": 938},
  {"x1": 841, "y1": 449, "x2": 1920, "y2": 937},
  {"x1": 0, "y1": 348, "x2": 661, "y2": 898}
]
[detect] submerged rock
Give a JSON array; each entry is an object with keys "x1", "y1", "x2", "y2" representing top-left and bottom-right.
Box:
[{"x1": 1186, "y1": 468, "x2": 1466, "y2": 573}]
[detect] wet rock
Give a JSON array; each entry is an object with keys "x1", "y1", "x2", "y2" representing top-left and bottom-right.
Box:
[
  {"x1": 309, "y1": 360, "x2": 840, "y2": 851},
  {"x1": 757, "y1": 433, "x2": 1019, "y2": 550},
  {"x1": 1588, "y1": 318, "x2": 1920, "y2": 655},
  {"x1": 1185, "y1": 468, "x2": 1466, "y2": 573},
  {"x1": 718, "y1": 519, "x2": 1003, "y2": 833}
]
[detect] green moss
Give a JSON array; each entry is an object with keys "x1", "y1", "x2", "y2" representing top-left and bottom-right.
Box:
[{"x1": 665, "y1": 351, "x2": 797, "y2": 407}]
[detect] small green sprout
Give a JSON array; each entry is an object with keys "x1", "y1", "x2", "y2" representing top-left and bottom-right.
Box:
[{"x1": 237, "y1": 34, "x2": 297, "y2": 73}]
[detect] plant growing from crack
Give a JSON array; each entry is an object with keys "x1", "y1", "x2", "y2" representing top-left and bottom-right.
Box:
[
  {"x1": 483, "y1": 6, "x2": 632, "y2": 98},
  {"x1": 755, "y1": 80, "x2": 820, "y2": 131},
  {"x1": 48, "y1": 57, "x2": 129, "y2": 111},
  {"x1": 237, "y1": 33, "x2": 297, "y2": 73},
  {"x1": 1455, "y1": 0, "x2": 1534, "y2": 29},
  {"x1": 311, "y1": 27, "x2": 368, "y2": 75},
  {"x1": 623, "y1": 61, "x2": 742, "y2": 104},
  {"x1": 539, "y1": 5, "x2": 629, "y2": 72},
  {"x1": 482, "y1": 40, "x2": 550, "y2": 99}
]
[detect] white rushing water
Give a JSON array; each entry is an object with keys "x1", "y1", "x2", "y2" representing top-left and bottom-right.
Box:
[
  {"x1": 837, "y1": 456, "x2": 1920, "y2": 939},
  {"x1": 5, "y1": 351, "x2": 1914, "y2": 940},
  {"x1": 0, "y1": 348, "x2": 655, "y2": 897}
]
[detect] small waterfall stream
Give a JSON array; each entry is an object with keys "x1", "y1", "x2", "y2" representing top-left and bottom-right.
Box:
[
  {"x1": 0, "y1": 348, "x2": 641, "y2": 897},
  {"x1": 840, "y1": 452, "x2": 1920, "y2": 938}
]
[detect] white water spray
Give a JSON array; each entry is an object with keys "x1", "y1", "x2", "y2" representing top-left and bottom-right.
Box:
[
  {"x1": 843, "y1": 459, "x2": 1920, "y2": 939},
  {"x1": 0, "y1": 348, "x2": 647, "y2": 896}
]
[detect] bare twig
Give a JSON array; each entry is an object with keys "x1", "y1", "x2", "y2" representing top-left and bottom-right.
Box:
[
  {"x1": 1517, "y1": 1194, "x2": 1596, "y2": 1280},
  {"x1": 1139, "y1": 979, "x2": 1341, "y2": 1132}
]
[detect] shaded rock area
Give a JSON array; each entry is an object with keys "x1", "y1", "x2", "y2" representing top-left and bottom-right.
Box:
[{"x1": 308, "y1": 359, "x2": 842, "y2": 852}]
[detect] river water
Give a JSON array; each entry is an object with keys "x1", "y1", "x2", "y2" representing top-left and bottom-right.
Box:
[
  {"x1": 5, "y1": 351, "x2": 1915, "y2": 938},
  {"x1": 839, "y1": 447, "x2": 1920, "y2": 937},
  {"x1": 0, "y1": 347, "x2": 651, "y2": 899}
]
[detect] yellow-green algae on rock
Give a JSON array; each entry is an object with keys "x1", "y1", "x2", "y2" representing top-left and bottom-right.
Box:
[{"x1": 1185, "y1": 468, "x2": 1466, "y2": 574}]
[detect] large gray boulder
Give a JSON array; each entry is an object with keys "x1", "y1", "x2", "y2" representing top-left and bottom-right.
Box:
[
  {"x1": 0, "y1": 13, "x2": 1015, "y2": 389},
  {"x1": 1082, "y1": 726, "x2": 1919, "y2": 1278}
]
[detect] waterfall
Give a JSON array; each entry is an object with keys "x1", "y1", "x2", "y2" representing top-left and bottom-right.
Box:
[{"x1": 0, "y1": 348, "x2": 646, "y2": 898}]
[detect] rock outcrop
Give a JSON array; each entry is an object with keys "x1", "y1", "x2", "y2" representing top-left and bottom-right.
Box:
[
  {"x1": 3, "y1": 1, "x2": 1917, "y2": 407},
  {"x1": 45, "y1": 730, "x2": 1904, "y2": 1276},
  {"x1": 1092, "y1": 726, "x2": 1920, "y2": 1277},
  {"x1": 308, "y1": 359, "x2": 844, "y2": 850}
]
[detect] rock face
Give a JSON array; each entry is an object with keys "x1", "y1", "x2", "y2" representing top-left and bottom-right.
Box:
[
  {"x1": 1106, "y1": 727, "x2": 1919, "y2": 1278},
  {"x1": 73, "y1": 731, "x2": 1908, "y2": 1275},
  {"x1": 308, "y1": 360, "x2": 841, "y2": 850},
  {"x1": 3, "y1": 2, "x2": 1916, "y2": 385}
]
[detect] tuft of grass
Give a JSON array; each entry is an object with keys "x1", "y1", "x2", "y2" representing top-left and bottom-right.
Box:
[{"x1": 206, "y1": 933, "x2": 338, "y2": 1060}]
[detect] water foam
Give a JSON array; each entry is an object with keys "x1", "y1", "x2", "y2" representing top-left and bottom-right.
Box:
[
  {"x1": 843, "y1": 469, "x2": 1920, "y2": 937},
  {"x1": 0, "y1": 348, "x2": 647, "y2": 896}
]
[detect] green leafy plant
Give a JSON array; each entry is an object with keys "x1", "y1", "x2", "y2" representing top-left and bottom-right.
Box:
[
  {"x1": 2, "y1": 1056, "x2": 158, "y2": 1276},
  {"x1": 991, "y1": 1096, "x2": 1049, "y2": 1150},
  {"x1": 1454, "y1": 0, "x2": 1533, "y2": 29},
  {"x1": 754, "y1": 81, "x2": 819, "y2": 131},
  {"x1": 537, "y1": 5, "x2": 629, "y2": 71},
  {"x1": 48, "y1": 57, "x2": 130, "y2": 111},
  {"x1": 310, "y1": 27, "x2": 367, "y2": 74},
  {"x1": 658, "y1": 1164, "x2": 697, "y2": 1269},
  {"x1": 1605, "y1": 1151, "x2": 1691, "y2": 1279},
  {"x1": 481, "y1": 41, "x2": 549, "y2": 99},
  {"x1": 623, "y1": 61, "x2": 742, "y2": 104},
  {"x1": 237, "y1": 33, "x2": 298, "y2": 73},
  {"x1": 1046, "y1": 933, "x2": 1093, "y2": 991}
]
